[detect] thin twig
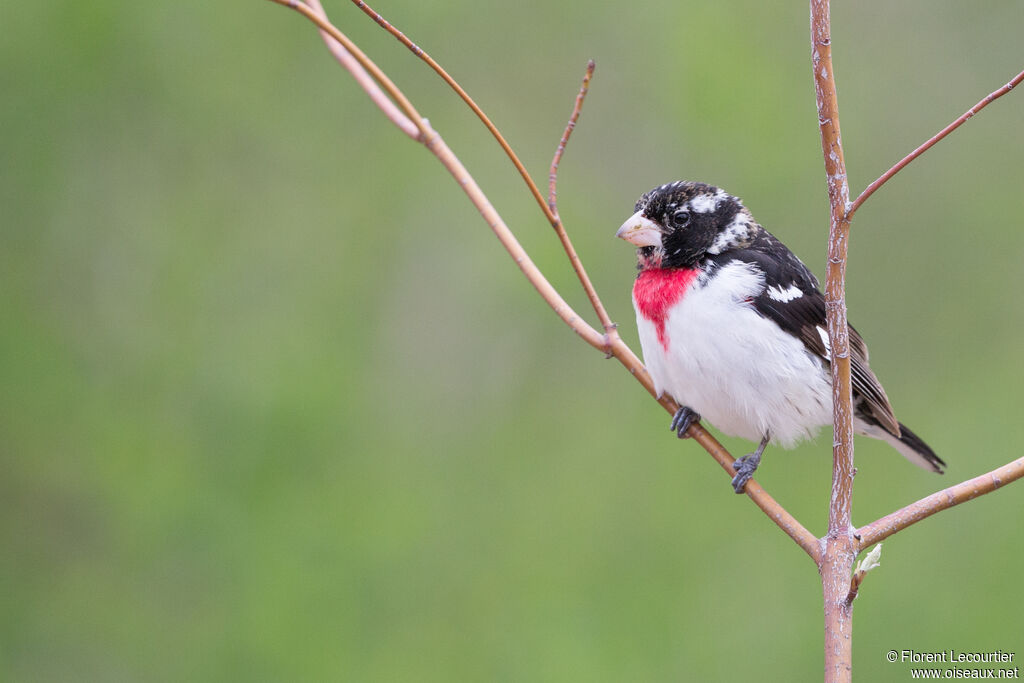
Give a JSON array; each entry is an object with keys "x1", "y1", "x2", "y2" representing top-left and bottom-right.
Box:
[
  {"x1": 424, "y1": 132, "x2": 611, "y2": 349},
  {"x1": 549, "y1": 60, "x2": 594, "y2": 215},
  {"x1": 269, "y1": 0, "x2": 429, "y2": 139},
  {"x1": 305, "y1": 0, "x2": 418, "y2": 139},
  {"x1": 856, "y1": 456, "x2": 1024, "y2": 549},
  {"x1": 349, "y1": 0, "x2": 555, "y2": 225},
  {"x1": 270, "y1": 0, "x2": 608, "y2": 349},
  {"x1": 348, "y1": 1, "x2": 620, "y2": 338},
  {"x1": 848, "y1": 68, "x2": 1024, "y2": 219},
  {"x1": 540, "y1": 60, "x2": 619, "y2": 339}
]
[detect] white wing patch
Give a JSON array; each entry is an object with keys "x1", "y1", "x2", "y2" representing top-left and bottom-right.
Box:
[
  {"x1": 816, "y1": 325, "x2": 832, "y2": 361},
  {"x1": 766, "y1": 284, "x2": 804, "y2": 303}
]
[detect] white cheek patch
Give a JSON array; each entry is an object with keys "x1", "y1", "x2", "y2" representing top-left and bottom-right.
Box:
[
  {"x1": 707, "y1": 213, "x2": 752, "y2": 255},
  {"x1": 688, "y1": 190, "x2": 725, "y2": 213},
  {"x1": 767, "y1": 284, "x2": 804, "y2": 303}
]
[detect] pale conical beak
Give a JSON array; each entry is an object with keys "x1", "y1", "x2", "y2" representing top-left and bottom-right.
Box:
[{"x1": 616, "y1": 211, "x2": 663, "y2": 248}]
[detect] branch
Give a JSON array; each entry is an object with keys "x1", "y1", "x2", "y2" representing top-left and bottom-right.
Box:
[
  {"x1": 268, "y1": 0, "x2": 822, "y2": 563},
  {"x1": 268, "y1": 0, "x2": 429, "y2": 138},
  {"x1": 856, "y1": 456, "x2": 1024, "y2": 549},
  {"x1": 349, "y1": 1, "x2": 620, "y2": 340},
  {"x1": 848, "y1": 67, "x2": 1024, "y2": 219},
  {"x1": 270, "y1": 0, "x2": 607, "y2": 351},
  {"x1": 811, "y1": 0, "x2": 855, "y2": 543},
  {"x1": 810, "y1": 2, "x2": 856, "y2": 681}
]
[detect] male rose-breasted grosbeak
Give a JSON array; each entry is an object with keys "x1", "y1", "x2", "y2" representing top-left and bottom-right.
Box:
[{"x1": 617, "y1": 181, "x2": 945, "y2": 493}]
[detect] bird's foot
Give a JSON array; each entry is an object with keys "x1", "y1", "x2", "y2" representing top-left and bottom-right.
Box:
[
  {"x1": 730, "y1": 435, "x2": 770, "y2": 494},
  {"x1": 670, "y1": 406, "x2": 700, "y2": 439},
  {"x1": 730, "y1": 454, "x2": 761, "y2": 494}
]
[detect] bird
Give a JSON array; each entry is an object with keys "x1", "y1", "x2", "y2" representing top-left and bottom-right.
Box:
[{"x1": 616, "y1": 180, "x2": 944, "y2": 493}]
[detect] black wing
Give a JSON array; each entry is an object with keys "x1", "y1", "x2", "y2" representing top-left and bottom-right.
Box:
[{"x1": 711, "y1": 230, "x2": 901, "y2": 437}]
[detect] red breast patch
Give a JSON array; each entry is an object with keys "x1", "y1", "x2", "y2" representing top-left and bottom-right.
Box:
[{"x1": 633, "y1": 268, "x2": 700, "y2": 350}]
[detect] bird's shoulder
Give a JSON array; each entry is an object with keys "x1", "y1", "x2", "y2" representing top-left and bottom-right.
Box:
[{"x1": 704, "y1": 228, "x2": 819, "y2": 305}]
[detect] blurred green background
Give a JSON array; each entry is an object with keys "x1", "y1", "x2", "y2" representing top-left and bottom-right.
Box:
[{"x1": 3, "y1": 1, "x2": 1023, "y2": 680}]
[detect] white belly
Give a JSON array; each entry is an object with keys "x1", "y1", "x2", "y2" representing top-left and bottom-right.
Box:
[{"x1": 636, "y1": 261, "x2": 833, "y2": 447}]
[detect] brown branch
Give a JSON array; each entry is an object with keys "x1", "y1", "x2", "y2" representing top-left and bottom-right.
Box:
[
  {"x1": 350, "y1": 0, "x2": 550, "y2": 220},
  {"x1": 848, "y1": 67, "x2": 1024, "y2": 219},
  {"x1": 268, "y1": 0, "x2": 823, "y2": 562},
  {"x1": 348, "y1": 1, "x2": 620, "y2": 341},
  {"x1": 810, "y1": 1, "x2": 856, "y2": 682},
  {"x1": 423, "y1": 132, "x2": 611, "y2": 346},
  {"x1": 270, "y1": 0, "x2": 607, "y2": 350},
  {"x1": 811, "y1": 0, "x2": 855, "y2": 541},
  {"x1": 856, "y1": 456, "x2": 1024, "y2": 549}
]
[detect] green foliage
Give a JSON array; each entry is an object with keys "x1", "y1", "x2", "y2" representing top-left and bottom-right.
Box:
[{"x1": 2, "y1": 1, "x2": 1022, "y2": 680}]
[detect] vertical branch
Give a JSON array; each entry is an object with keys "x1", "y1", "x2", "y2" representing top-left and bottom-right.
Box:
[
  {"x1": 811, "y1": 0, "x2": 854, "y2": 540},
  {"x1": 810, "y1": 1, "x2": 856, "y2": 682}
]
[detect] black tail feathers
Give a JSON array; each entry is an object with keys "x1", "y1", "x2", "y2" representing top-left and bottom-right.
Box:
[{"x1": 896, "y1": 421, "x2": 946, "y2": 474}]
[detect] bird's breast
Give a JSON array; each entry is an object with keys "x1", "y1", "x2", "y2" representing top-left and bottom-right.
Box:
[{"x1": 632, "y1": 267, "x2": 700, "y2": 350}]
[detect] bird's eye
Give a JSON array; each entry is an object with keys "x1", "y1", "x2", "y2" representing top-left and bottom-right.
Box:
[{"x1": 672, "y1": 210, "x2": 691, "y2": 226}]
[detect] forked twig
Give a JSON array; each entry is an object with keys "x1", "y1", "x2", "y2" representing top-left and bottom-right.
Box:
[
  {"x1": 348, "y1": 0, "x2": 620, "y2": 339},
  {"x1": 304, "y1": 0, "x2": 418, "y2": 138},
  {"x1": 268, "y1": 0, "x2": 428, "y2": 138}
]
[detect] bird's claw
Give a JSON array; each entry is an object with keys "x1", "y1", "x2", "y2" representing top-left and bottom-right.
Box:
[
  {"x1": 670, "y1": 406, "x2": 700, "y2": 438},
  {"x1": 730, "y1": 452, "x2": 762, "y2": 494}
]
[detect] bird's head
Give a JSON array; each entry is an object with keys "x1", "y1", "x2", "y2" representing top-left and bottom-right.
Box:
[{"x1": 616, "y1": 180, "x2": 757, "y2": 270}]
